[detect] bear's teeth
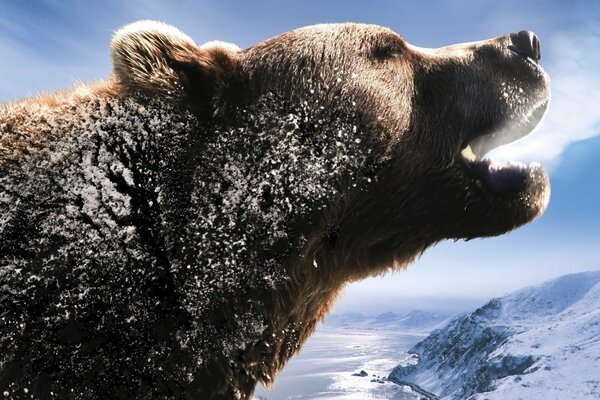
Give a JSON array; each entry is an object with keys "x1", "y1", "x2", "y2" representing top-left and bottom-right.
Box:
[{"x1": 461, "y1": 145, "x2": 477, "y2": 161}]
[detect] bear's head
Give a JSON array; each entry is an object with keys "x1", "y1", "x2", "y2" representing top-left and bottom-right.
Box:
[
  {"x1": 108, "y1": 21, "x2": 551, "y2": 396},
  {"x1": 112, "y1": 21, "x2": 550, "y2": 280},
  {"x1": 0, "y1": 19, "x2": 553, "y2": 400}
]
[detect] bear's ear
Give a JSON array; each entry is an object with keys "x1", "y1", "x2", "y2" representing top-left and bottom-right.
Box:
[{"x1": 111, "y1": 20, "x2": 241, "y2": 107}]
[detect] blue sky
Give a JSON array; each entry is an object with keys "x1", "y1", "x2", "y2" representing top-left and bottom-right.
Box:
[{"x1": 1, "y1": 0, "x2": 598, "y2": 314}]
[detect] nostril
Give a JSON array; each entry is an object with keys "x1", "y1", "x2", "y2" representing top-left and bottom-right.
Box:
[{"x1": 509, "y1": 30, "x2": 541, "y2": 62}]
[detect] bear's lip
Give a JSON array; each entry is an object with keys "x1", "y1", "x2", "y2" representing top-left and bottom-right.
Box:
[
  {"x1": 469, "y1": 99, "x2": 549, "y2": 159},
  {"x1": 458, "y1": 99, "x2": 549, "y2": 194}
]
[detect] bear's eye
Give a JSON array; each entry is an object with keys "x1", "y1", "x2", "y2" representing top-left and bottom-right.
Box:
[{"x1": 372, "y1": 41, "x2": 404, "y2": 60}]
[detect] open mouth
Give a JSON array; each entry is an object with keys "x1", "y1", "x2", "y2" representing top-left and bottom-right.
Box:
[
  {"x1": 457, "y1": 30, "x2": 550, "y2": 195},
  {"x1": 458, "y1": 99, "x2": 549, "y2": 194}
]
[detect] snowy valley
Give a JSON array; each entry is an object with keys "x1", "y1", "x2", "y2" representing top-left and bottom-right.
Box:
[
  {"x1": 256, "y1": 271, "x2": 600, "y2": 399},
  {"x1": 254, "y1": 310, "x2": 447, "y2": 399}
]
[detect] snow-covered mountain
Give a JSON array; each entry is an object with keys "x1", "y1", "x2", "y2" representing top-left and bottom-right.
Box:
[
  {"x1": 325, "y1": 310, "x2": 449, "y2": 332},
  {"x1": 325, "y1": 311, "x2": 371, "y2": 326},
  {"x1": 388, "y1": 271, "x2": 600, "y2": 399}
]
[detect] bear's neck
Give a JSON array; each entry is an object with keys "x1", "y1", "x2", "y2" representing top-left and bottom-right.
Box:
[
  {"x1": 267, "y1": 256, "x2": 348, "y2": 377},
  {"x1": 162, "y1": 95, "x2": 373, "y2": 395}
]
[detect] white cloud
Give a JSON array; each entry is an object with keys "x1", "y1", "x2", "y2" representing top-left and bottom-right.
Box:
[{"x1": 490, "y1": 25, "x2": 600, "y2": 170}]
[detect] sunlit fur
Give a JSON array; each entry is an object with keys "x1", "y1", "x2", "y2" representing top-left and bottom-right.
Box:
[{"x1": 0, "y1": 21, "x2": 549, "y2": 399}]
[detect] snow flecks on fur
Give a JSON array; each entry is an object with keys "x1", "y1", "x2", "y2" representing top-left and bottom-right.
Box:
[
  {"x1": 172, "y1": 93, "x2": 371, "y2": 373},
  {"x1": 0, "y1": 94, "x2": 199, "y2": 398},
  {"x1": 500, "y1": 80, "x2": 528, "y2": 115},
  {"x1": 0, "y1": 90, "x2": 371, "y2": 397}
]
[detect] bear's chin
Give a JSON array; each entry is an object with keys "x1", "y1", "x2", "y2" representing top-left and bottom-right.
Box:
[
  {"x1": 466, "y1": 157, "x2": 549, "y2": 221},
  {"x1": 438, "y1": 156, "x2": 550, "y2": 242}
]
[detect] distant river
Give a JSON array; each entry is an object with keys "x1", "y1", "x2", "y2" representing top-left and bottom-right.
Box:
[{"x1": 253, "y1": 327, "x2": 426, "y2": 400}]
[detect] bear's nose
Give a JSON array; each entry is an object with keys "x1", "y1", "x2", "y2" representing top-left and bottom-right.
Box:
[{"x1": 509, "y1": 30, "x2": 541, "y2": 62}]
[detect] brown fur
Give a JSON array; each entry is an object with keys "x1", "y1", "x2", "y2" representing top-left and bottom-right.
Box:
[
  {"x1": 0, "y1": 21, "x2": 550, "y2": 399},
  {"x1": 111, "y1": 20, "x2": 242, "y2": 113},
  {"x1": 0, "y1": 80, "x2": 117, "y2": 158}
]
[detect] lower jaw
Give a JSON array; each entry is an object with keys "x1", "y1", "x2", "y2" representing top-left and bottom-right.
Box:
[{"x1": 464, "y1": 157, "x2": 550, "y2": 216}]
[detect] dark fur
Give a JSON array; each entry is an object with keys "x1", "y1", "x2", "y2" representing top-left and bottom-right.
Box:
[{"x1": 0, "y1": 22, "x2": 549, "y2": 399}]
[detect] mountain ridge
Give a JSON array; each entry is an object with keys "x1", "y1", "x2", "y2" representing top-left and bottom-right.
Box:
[
  {"x1": 325, "y1": 309, "x2": 450, "y2": 332},
  {"x1": 389, "y1": 270, "x2": 600, "y2": 399}
]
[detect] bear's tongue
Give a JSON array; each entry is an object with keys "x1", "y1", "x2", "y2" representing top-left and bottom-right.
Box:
[{"x1": 467, "y1": 158, "x2": 533, "y2": 193}]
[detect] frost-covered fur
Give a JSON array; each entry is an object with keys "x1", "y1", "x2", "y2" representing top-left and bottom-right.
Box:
[
  {"x1": 0, "y1": 90, "x2": 369, "y2": 399},
  {"x1": 0, "y1": 21, "x2": 550, "y2": 399}
]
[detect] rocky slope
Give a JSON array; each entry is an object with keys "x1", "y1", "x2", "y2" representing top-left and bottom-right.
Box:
[{"x1": 389, "y1": 271, "x2": 600, "y2": 399}]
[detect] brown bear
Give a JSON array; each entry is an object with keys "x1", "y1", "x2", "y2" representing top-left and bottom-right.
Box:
[{"x1": 0, "y1": 21, "x2": 549, "y2": 399}]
